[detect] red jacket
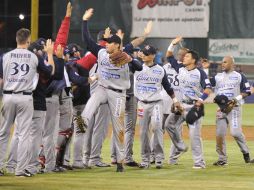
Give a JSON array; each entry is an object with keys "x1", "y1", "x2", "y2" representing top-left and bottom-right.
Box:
[{"x1": 54, "y1": 16, "x2": 70, "y2": 52}]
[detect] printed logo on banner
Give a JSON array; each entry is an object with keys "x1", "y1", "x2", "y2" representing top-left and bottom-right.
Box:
[{"x1": 137, "y1": 0, "x2": 203, "y2": 9}]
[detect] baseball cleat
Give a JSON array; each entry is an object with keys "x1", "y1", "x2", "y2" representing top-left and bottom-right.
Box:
[
  {"x1": 213, "y1": 160, "x2": 228, "y2": 166},
  {"x1": 52, "y1": 166, "x2": 65, "y2": 172},
  {"x1": 15, "y1": 170, "x2": 34, "y2": 177},
  {"x1": 0, "y1": 169, "x2": 4, "y2": 176},
  {"x1": 125, "y1": 161, "x2": 139, "y2": 167},
  {"x1": 155, "y1": 161, "x2": 163, "y2": 169},
  {"x1": 192, "y1": 165, "x2": 206, "y2": 169},
  {"x1": 139, "y1": 163, "x2": 149, "y2": 169},
  {"x1": 243, "y1": 153, "x2": 250, "y2": 163},
  {"x1": 116, "y1": 163, "x2": 124, "y2": 172},
  {"x1": 95, "y1": 161, "x2": 111, "y2": 167},
  {"x1": 62, "y1": 165, "x2": 73, "y2": 170}
]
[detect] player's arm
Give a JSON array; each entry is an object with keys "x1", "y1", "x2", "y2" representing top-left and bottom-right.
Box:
[
  {"x1": 82, "y1": 8, "x2": 102, "y2": 58},
  {"x1": 53, "y1": 2, "x2": 72, "y2": 52},
  {"x1": 130, "y1": 21, "x2": 153, "y2": 47},
  {"x1": 238, "y1": 73, "x2": 251, "y2": 99},
  {"x1": 128, "y1": 58, "x2": 143, "y2": 72},
  {"x1": 196, "y1": 69, "x2": 212, "y2": 106},
  {"x1": 76, "y1": 52, "x2": 97, "y2": 70},
  {"x1": 166, "y1": 36, "x2": 182, "y2": 57},
  {"x1": 52, "y1": 45, "x2": 65, "y2": 80}
]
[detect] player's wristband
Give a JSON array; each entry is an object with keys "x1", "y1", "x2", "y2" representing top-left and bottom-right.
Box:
[
  {"x1": 167, "y1": 43, "x2": 174, "y2": 52},
  {"x1": 235, "y1": 95, "x2": 243, "y2": 101},
  {"x1": 199, "y1": 92, "x2": 209, "y2": 101},
  {"x1": 172, "y1": 97, "x2": 178, "y2": 103}
]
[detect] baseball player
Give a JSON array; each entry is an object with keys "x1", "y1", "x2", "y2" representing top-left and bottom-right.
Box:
[
  {"x1": 134, "y1": 45, "x2": 179, "y2": 169},
  {"x1": 211, "y1": 56, "x2": 251, "y2": 166},
  {"x1": 0, "y1": 29, "x2": 54, "y2": 177},
  {"x1": 5, "y1": 39, "x2": 64, "y2": 175},
  {"x1": 81, "y1": 8, "x2": 139, "y2": 172},
  {"x1": 164, "y1": 37, "x2": 188, "y2": 165},
  {"x1": 111, "y1": 23, "x2": 152, "y2": 167},
  {"x1": 165, "y1": 49, "x2": 212, "y2": 169}
]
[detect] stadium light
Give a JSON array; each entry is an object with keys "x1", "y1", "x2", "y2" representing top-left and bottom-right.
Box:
[{"x1": 19, "y1": 14, "x2": 25, "y2": 20}]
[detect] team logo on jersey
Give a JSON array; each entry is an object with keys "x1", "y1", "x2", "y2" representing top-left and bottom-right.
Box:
[
  {"x1": 152, "y1": 69, "x2": 162, "y2": 75},
  {"x1": 190, "y1": 74, "x2": 199, "y2": 79},
  {"x1": 229, "y1": 76, "x2": 238, "y2": 81},
  {"x1": 136, "y1": 73, "x2": 160, "y2": 83}
]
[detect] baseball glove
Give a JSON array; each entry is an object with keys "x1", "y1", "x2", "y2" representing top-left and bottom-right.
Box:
[
  {"x1": 171, "y1": 103, "x2": 184, "y2": 115},
  {"x1": 109, "y1": 51, "x2": 132, "y2": 67},
  {"x1": 222, "y1": 99, "x2": 237, "y2": 114},
  {"x1": 73, "y1": 114, "x2": 87, "y2": 133}
]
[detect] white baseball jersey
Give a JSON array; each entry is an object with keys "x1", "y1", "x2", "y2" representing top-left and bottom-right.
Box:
[
  {"x1": 134, "y1": 64, "x2": 165, "y2": 102},
  {"x1": 213, "y1": 71, "x2": 251, "y2": 104},
  {"x1": 97, "y1": 49, "x2": 130, "y2": 90},
  {"x1": 2, "y1": 48, "x2": 38, "y2": 92}
]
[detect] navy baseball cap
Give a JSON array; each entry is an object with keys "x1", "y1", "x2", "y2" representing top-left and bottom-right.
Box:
[
  {"x1": 64, "y1": 43, "x2": 82, "y2": 56},
  {"x1": 141, "y1": 45, "x2": 157, "y2": 56},
  {"x1": 105, "y1": 34, "x2": 121, "y2": 45},
  {"x1": 35, "y1": 38, "x2": 46, "y2": 47}
]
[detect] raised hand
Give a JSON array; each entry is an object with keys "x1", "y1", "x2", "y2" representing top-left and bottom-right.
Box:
[
  {"x1": 66, "y1": 2, "x2": 72, "y2": 17},
  {"x1": 104, "y1": 27, "x2": 111, "y2": 39},
  {"x1": 83, "y1": 8, "x2": 94, "y2": 21},
  {"x1": 144, "y1": 21, "x2": 153, "y2": 36},
  {"x1": 44, "y1": 39, "x2": 54, "y2": 55},
  {"x1": 171, "y1": 36, "x2": 183, "y2": 45},
  {"x1": 55, "y1": 44, "x2": 64, "y2": 58},
  {"x1": 116, "y1": 29, "x2": 124, "y2": 40}
]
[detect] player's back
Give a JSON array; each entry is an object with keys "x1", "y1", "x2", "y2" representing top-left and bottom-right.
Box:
[{"x1": 2, "y1": 48, "x2": 38, "y2": 92}]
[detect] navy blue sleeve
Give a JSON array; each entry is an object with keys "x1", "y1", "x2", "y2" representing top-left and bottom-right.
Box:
[
  {"x1": 82, "y1": 21, "x2": 102, "y2": 58},
  {"x1": 67, "y1": 66, "x2": 88, "y2": 86},
  {"x1": 37, "y1": 55, "x2": 52, "y2": 79},
  {"x1": 166, "y1": 56, "x2": 183, "y2": 73},
  {"x1": 52, "y1": 56, "x2": 64, "y2": 80},
  {"x1": 162, "y1": 70, "x2": 174, "y2": 97},
  {"x1": 0, "y1": 55, "x2": 3, "y2": 79},
  {"x1": 198, "y1": 68, "x2": 212, "y2": 89},
  {"x1": 240, "y1": 73, "x2": 251, "y2": 95},
  {"x1": 123, "y1": 43, "x2": 134, "y2": 55},
  {"x1": 129, "y1": 58, "x2": 143, "y2": 73},
  {"x1": 209, "y1": 76, "x2": 216, "y2": 87}
]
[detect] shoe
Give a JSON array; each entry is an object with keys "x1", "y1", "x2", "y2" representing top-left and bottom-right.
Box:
[
  {"x1": 192, "y1": 165, "x2": 206, "y2": 169},
  {"x1": 243, "y1": 153, "x2": 250, "y2": 163},
  {"x1": 172, "y1": 147, "x2": 188, "y2": 159},
  {"x1": 52, "y1": 166, "x2": 65, "y2": 172},
  {"x1": 125, "y1": 161, "x2": 139, "y2": 167},
  {"x1": 116, "y1": 163, "x2": 124, "y2": 172},
  {"x1": 0, "y1": 169, "x2": 4, "y2": 176},
  {"x1": 213, "y1": 160, "x2": 228, "y2": 166},
  {"x1": 155, "y1": 161, "x2": 163, "y2": 169},
  {"x1": 62, "y1": 165, "x2": 73, "y2": 170},
  {"x1": 150, "y1": 160, "x2": 155, "y2": 164},
  {"x1": 38, "y1": 168, "x2": 45, "y2": 174},
  {"x1": 139, "y1": 163, "x2": 149, "y2": 169},
  {"x1": 111, "y1": 161, "x2": 117, "y2": 165},
  {"x1": 72, "y1": 164, "x2": 91, "y2": 169},
  {"x1": 16, "y1": 170, "x2": 34, "y2": 177},
  {"x1": 95, "y1": 161, "x2": 111, "y2": 167}
]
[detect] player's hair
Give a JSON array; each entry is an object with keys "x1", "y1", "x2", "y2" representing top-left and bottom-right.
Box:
[
  {"x1": 187, "y1": 50, "x2": 199, "y2": 64},
  {"x1": 179, "y1": 47, "x2": 189, "y2": 52},
  {"x1": 16, "y1": 28, "x2": 31, "y2": 45}
]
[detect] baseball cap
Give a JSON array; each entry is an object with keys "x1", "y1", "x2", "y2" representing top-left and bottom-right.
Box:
[
  {"x1": 141, "y1": 45, "x2": 157, "y2": 56},
  {"x1": 64, "y1": 43, "x2": 82, "y2": 56},
  {"x1": 97, "y1": 30, "x2": 105, "y2": 41},
  {"x1": 35, "y1": 38, "x2": 46, "y2": 47},
  {"x1": 105, "y1": 34, "x2": 121, "y2": 45},
  {"x1": 28, "y1": 41, "x2": 44, "y2": 52}
]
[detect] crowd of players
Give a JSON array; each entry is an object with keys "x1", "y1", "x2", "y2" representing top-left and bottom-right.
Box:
[{"x1": 0, "y1": 2, "x2": 254, "y2": 177}]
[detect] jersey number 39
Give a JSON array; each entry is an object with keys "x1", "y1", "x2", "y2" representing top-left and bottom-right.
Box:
[{"x1": 10, "y1": 62, "x2": 30, "y2": 76}]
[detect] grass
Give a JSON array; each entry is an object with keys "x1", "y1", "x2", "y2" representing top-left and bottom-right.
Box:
[
  {"x1": 0, "y1": 104, "x2": 254, "y2": 190},
  {"x1": 1, "y1": 139, "x2": 254, "y2": 190},
  {"x1": 203, "y1": 103, "x2": 254, "y2": 126}
]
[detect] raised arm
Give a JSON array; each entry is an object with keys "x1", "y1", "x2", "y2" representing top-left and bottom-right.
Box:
[
  {"x1": 53, "y1": 2, "x2": 72, "y2": 52},
  {"x1": 131, "y1": 21, "x2": 153, "y2": 48},
  {"x1": 82, "y1": 8, "x2": 102, "y2": 57}
]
